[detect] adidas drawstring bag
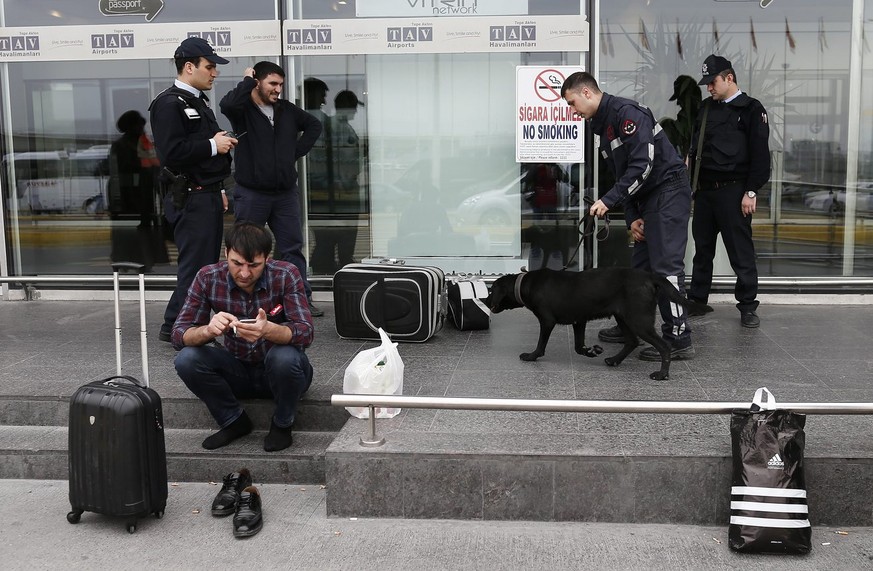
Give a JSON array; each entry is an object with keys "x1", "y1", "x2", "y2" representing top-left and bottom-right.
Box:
[{"x1": 728, "y1": 387, "x2": 811, "y2": 554}]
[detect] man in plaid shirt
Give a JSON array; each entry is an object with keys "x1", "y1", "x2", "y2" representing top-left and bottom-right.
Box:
[{"x1": 173, "y1": 222, "x2": 314, "y2": 452}]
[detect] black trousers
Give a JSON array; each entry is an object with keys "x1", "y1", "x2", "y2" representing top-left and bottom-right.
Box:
[
  {"x1": 631, "y1": 172, "x2": 692, "y2": 344},
  {"x1": 689, "y1": 183, "x2": 759, "y2": 312},
  {"x1": 163, "y1": 191, "x2": 224, "y2": 330}
]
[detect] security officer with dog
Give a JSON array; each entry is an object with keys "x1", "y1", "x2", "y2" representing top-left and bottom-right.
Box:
[
  {"x1": 150, "y1": 37, "x2": 237, "y2": 343},
  {"x1": 687, "y1": 54, "x2": 770, "y2": 328},
  {"x1": 561, "y1": 71, "x2": 694, "y2": 361}
]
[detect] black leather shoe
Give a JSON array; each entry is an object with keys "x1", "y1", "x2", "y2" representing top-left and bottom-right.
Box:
[
  {"x1": 639, "y1": 344, "x2": 695, "y2": 361},
  {"x1": 687, "y1": 302, "x2": 714, "y2": 317},
  {"x1": 598, "y1": 325, "x2": 625, "y2": 344},
  {"x1": 233, "y1": 486, "x2": 263, "y2": 538},
  {"x1": 308, "y1": 300, "x2": 325, "y2": 317},
  {"x1": 158, "y1": 324, "x2": 171, "y2": 343},
  {"x1": 741, "y1": 311, "x2": 761, "y2": 328},
  {"x1": 211, "y1": 468, "x2": 253, "y2": 517}
]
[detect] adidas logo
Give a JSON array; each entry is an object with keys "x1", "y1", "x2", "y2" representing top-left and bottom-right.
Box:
[{"x1": 767, "y1": 453, "x2": 785, "y2": 469}]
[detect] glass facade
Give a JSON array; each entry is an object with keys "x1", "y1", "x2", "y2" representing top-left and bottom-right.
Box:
[
  {"x1": 0, "y1": 1, "x2": 870, "y2": 293},
  {"x1": 598, "y1": 0, "x2": 872, "y2": 277}
]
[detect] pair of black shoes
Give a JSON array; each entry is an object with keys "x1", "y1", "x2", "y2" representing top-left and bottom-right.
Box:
[{"x1": 211, "y1": 468, "x2": 263, "y2": 538}]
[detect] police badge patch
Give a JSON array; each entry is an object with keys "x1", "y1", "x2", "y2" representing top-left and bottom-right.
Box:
[{"x1": 621, "y1": 119, "x2": 637, "y2": 136}]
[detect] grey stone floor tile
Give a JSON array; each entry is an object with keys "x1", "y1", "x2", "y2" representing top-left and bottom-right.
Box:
[
  {"x1": 797, "y1": 359, "x2": 873, "y2": 389},
  {"x1": 455, "y1": 353, "x2": 572, "y2": 373},
  {"x1": 700, "y1": 386, "x2": 840, "y2": 404},
  {"x1": 828, "y1": 388, "x2": 873, "y2": 402},
  {"x1": 683, "y1": 356, "x2": 811, "y2": 374},
  {"x1": 447, "y1": 369, "x2": 575, "y2": 394},
  {"x1": 579, "y1": 385, "x2": 710, "y2": 402},
  {"x1": 573, "y1": 362, "x2": 697, "y2": 384},
  {"x1": 781, "y1": 345, "x2": 873, "y2": 361}
]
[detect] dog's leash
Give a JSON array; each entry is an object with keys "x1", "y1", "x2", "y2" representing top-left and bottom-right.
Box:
[{"x1": 563, "y1": 196, "x2": 610, "y2": 270}]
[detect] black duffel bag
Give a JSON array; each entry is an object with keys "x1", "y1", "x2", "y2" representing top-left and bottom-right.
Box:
[{"x1": 447, "y1": 277, "x2": 491, "y2": 331}]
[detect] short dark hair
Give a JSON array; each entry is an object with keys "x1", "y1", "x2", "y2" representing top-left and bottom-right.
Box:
[
  {"x1": 719, "y1": 68, "x2": 737, "y2": 83},
  {"x1": 253, "y1": 60, "x2": 285, "y2": 81},
  {"x1": 174, "y1": 56, "x2": 204, "y2": 74},
  {"x1": 224, "y1": 222, "x2": 273, "y2": 261},
  {"x1": 560, "y1": 71, "x2": 601, "y2": 98}
]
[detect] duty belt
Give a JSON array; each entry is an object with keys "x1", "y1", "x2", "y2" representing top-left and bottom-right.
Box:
[
  {"x1": 188, "y1": 181, "x2": 223, "y2": 193},
  {"x1": 698, "y1": 179, "x2": 741, "y2": 191}
]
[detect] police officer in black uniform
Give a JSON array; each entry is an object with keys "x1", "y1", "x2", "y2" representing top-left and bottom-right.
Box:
[
  {"x1": 149, "y1": 37, "x2": 237, "y2": 342},
  {"x1": 688, "y1": 55, "x2": 770, "y2": 328},
  {"x1": 561, "y1": 71, "x2": 694, "y2": 361}
]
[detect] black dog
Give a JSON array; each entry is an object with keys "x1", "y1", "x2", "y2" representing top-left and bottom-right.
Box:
[{"x1": 487, "y1": 268, "x2": 702, "y2": 380}]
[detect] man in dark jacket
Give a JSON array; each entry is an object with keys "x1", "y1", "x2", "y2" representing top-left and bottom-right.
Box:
[
  {"x1": 562, "y1": 71, "x2": 694, "y2": 361},
  {"x1": 150, "y1": 37, "x2": 237, "y2": 342},
  {"x1": 220, "y1": 61, "x2": 324, "y2": 316},
  {"x1": 688, "y1": 55, "x2": 770, "y2": 328}
]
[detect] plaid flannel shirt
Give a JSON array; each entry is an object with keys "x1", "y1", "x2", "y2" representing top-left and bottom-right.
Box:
[{"x1": 171, "y1": 259, "x2": 313, "y2": 362}]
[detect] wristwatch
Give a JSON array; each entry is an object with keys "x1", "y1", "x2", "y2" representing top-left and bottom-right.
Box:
[{"x1": 746, "y1": 191, "x2": 757, "y2": 199}]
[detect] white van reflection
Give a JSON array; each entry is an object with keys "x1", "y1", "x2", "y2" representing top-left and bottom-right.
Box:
[{"x1": 4, "y1": 146, "x2": 110, "y2": 214}]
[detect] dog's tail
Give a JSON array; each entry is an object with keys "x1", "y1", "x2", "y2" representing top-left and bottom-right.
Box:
[{"x1": 652, "y1": 275, "x2": 713, "y2": 314}]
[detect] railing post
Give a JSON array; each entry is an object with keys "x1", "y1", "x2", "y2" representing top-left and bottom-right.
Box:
[{"x1": 359, "y1": 405, "x2": 386, "y2": 447}]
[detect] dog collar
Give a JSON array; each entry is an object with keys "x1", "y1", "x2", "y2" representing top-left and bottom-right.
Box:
[{"x1": 514, "y1": 272, "x2": 526, "y2": 306}]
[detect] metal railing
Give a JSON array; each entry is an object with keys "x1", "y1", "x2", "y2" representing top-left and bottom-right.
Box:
[
  {"x1": 2, "y1": 275, "x2": 873, "y2": 288},
  {"x1": 331, "y1": 394, "x2": 873, "y2": 447}
]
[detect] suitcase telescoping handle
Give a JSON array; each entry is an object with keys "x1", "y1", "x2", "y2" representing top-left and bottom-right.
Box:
[
  {"x1": 102, "y1": 375, "x2": 147, "y2": 389},
  {"x1": 111, "y1": 262, "x2": 149, "y2": 388}
]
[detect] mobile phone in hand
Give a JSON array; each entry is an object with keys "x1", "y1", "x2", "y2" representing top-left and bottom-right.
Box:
[
  {"x1": 225, "y1": 130, "x2": 247, "y2": 139},
  {"x1": 232, "y1": 318, "x2": 256, "y2": 335}
]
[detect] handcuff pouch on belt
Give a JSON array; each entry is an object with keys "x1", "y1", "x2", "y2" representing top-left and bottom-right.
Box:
[{"x1": 160, "y1": 166, "x2": 189, "y2": 209}]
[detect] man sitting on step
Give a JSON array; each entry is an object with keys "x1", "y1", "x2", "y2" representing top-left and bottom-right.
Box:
[{"x1": 172, "y1": 222, "x2": 314, "y2": 452}]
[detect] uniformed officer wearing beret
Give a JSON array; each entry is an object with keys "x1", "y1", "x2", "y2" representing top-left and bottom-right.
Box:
[
  {"x1": 149, "y1": 37, "x2": 238, "y2": 342},
  {"x1": 561, "y1": 71, "x2": 694, "y2": 362},
  {"x1": 688, "y1": 55, "x2": 770, "y2": 328}
]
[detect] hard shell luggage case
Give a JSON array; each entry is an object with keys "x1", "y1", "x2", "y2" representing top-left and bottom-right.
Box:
[
  {"x1": 67, "y1": 262, "x2": 168, "y2": 533},
  {"x1": 333, "y1": 260, "x2": 445, "y2": 342}
]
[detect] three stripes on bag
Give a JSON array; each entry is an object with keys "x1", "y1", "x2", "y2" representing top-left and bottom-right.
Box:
[{"x1": 730, "y1": 486, "x2": 810, "y2": 529}]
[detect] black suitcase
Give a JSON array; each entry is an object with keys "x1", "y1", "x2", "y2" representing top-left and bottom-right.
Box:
[
  {"x1": 333, "y1": 259, "x2": 445, "y2": 342},
  {"x1": 67, "y1": 262, "x2": 168, "y2": 533}
]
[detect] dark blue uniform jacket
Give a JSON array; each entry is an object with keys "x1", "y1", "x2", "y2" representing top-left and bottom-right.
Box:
[
  {"x1": 148, "y1": 86, "x2": 231, "y2": 186},
  {"x1": 689, "y1": 92, "x2": 770, "y2": 192},
  {"x1": 590, "y1": 93, "x2": 687, "y2": 223}
]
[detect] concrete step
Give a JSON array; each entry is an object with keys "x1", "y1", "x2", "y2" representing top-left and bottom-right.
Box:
[
  {"x1": 0, "y1": 395, "x2": 349, "y2": 433},
  {"x1": 324, "y1": 417, "x2": 873, "y2": 526},
  {"x1": 1, "y1": 425, "x2": 335, "y2": 484}
]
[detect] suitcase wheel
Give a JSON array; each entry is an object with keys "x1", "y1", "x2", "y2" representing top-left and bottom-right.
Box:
[
  {"x1": 66, "y1": 510, "x2": 83, "y2": 524},
  {"x1": 154, "y1": 509, "x2": 164, "y2": 519},
  {"x1": 127, "y1": 522, "x2": 137, "y2": 534}
]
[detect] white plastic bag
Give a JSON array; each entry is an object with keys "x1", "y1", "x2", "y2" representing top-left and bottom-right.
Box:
[{"x1": 343, "y1": 328, "x2": 404, "y2": 419}]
